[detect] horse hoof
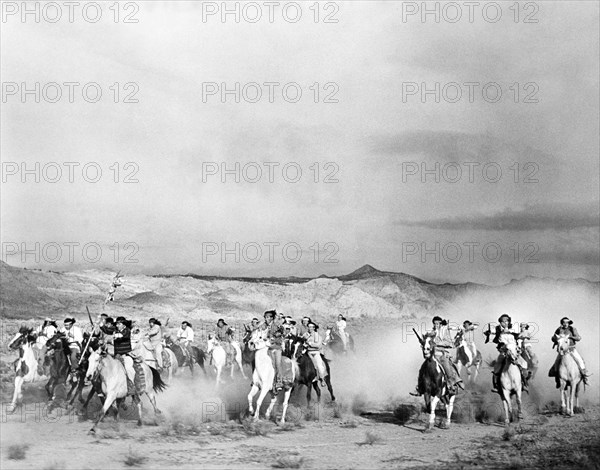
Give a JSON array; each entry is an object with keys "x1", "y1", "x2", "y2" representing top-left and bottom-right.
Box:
[
  {"x1": 137, "y1": 420, "x2": 143, "y2": 427},
  {"x1": 440, "y1": 422, "x2": 449, "y2": 430},
  {"x1": 155, "y1": 409, "x2": 162, "y2": 415},
  {"x1": 88, "y1": 428, "x2": 96, "y2": 435},
  {"x1": 423, "y1": 427, "x2": 433, "y2": 434},
  {"x1": 5, "y1": 405, "x2": 16, "y2": 415}
]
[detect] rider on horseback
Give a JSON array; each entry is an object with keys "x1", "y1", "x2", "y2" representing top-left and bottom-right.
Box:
[
  {"x1": 410, "y1": 316, "x2": 464, "y2": 396},
  {"x1": 61, "y1": 318, "x2": 84, "y2": 377},
  {"x1": 486, "y1": 314, "x2": 530, "y2": 393},
  {"x1": 216, "y1": 319, "x2": 235, "y2": 366},
  {"x1": 549, "y1": 317, "x2": 589, "y2": 387},
  {"x1": 177, "y1": 321, "x2": 194, "y2": 365},
  {"x1": 145, "y1": 318, "x2": 164, "y2": 371},
  {"x1": 260, "y1": 310, "x2": 284, "y2": 392},
  {"x1": 112, "y1": 316, "x2": 145, "y2": 394},
  {"x1": 336, "y1": 314, "x2": 350, "y2": 353},
  {"x1": 303, "y1": 322, "x2": 328, "y2": 387},
  {"x1": 34, "y1": 317, "x2": 58, "y2": 374},
  {"x1": 453, "y1": 320, "x2": 479, "y2": 366}
]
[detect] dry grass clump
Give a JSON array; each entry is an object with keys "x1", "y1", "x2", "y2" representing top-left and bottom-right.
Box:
[
  {"x1": 123, "y1": 446, "x2": 147, "y2": 467},
  {"x1": 7, "y1": 444, "x2": 29, "y2": 460},
  {"x1": 272, "y1": 454, "x2": 305, "y2": 468},
  {"x1": 357, "y1": 431, "x2": 383, "y2": 446}
]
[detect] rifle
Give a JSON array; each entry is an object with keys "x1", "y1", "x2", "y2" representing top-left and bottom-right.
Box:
[
  {"x1": 412, "y1": 328, "x2": 424, "y2": 346},
  {"x1": 86, "y1": 306, "x2": 94, "y2": 328}
]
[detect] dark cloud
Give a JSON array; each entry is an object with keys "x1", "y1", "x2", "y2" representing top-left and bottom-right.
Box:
[
  {"x1": 397, "y1": 202, "x2": 600, "y2": 231},
  {"x1": 370, "y1": 130, "x2": 552, "y2": 163}
]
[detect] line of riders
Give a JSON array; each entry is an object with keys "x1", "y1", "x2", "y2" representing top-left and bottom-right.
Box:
[
  {"x1": 29, "y1": 311, "x2": 352, "y2": 394},
  {"x1": 409, "y1": 314, "x2": 590, "y2": 397}
]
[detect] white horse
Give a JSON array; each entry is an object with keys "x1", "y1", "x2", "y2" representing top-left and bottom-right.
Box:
[
  {"x1": 495, "y1": 342, "x2": 523, "y2": 426},
  {"x1": 556, "y1": 334, "x2": 584, "y2": 416},
  {"x1": 7, "y1": 328, "x2": 47, "y2": 412},
  {"x1": 247, "y1": 335, "x2": 297, "y2": 424},
  {"x1": 453, "y1": 330, "x2": 482, "y2": 383},
  {"x1": 206, "y1": 335, "x2": 247, "y2": 385},
  {"x1": 85, "y1": 348, "x2": 166, "y2": 433}
]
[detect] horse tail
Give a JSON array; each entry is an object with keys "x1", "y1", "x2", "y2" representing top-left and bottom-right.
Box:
[{"x1": 149, "y1": 366, "x2": 168, "y2": 393}]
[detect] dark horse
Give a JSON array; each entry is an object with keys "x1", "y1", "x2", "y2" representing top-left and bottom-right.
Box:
[
  {"x1": 164, "y1": 335, "x2": 207, "y2": 376},
  {"x1": 43, "y1": 333, "x2": 71, "y2": 407},
  {"x1": 324, "y1": 327, "x2": 354, "y2": 355},
  {"x1": 283, "y1": 336, "x2": 335, "y2": 406},
  {"x1": 241, "y1": 326, "x2": 256, "y2": 372},
  {"x1": 416, "y1": 336, "x2": 457, "y2": 432},
  {"x1": 45, "y1": 333, "x2": 104, "y2": 416}
]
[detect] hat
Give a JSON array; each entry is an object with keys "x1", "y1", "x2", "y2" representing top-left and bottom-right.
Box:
[
  {"x1": 463, "y1": 320, "x2": 473, "y2": 327},
  {"x1": 217, "y1": 318, "x2": 227, "y2": 325},
  {"x1": 432, "y1": 316, "x2": 443, "y2": 323},
  {"x1": 284, "y1": 316, "x2": 296, "y2": 325},
  {"x1": 182, "y1": 321, "x2": 192, "y2": 328},
  {"x1": 44, "y1": 317, "x2": 52, "y2": 322},
  {"x1": 63, "y1": 318, "x2": 75, "y2": 325},
  {"x1": 264, "y1": 310, "x2": 276, "y2": 318},
  {"x1": 149, "y1": 317, "x2": 157, "y2": 324},
  {"x1": 307, "y1": 322, "x2": 319, "y2": 331},
  {"x1": 105, "y1": 317, "x2": 114, "y2": 324},
  {"x1": 115, "y1": 316, "x2": 127, "y2": 324},
  {"x1": 498, "y1": 314, "x2": 511, "y2": 323},
  {"x1": 560, "y1": 317, "x2": 573, "y2": 325},
  {"x1": 251, "y1": 318, "x2": 260, "y2": 323}
]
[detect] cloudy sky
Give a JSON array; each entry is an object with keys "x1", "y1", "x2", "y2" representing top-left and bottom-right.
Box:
[{"x1": 1, "y1": 1, "x2": 598, "y2": 284}]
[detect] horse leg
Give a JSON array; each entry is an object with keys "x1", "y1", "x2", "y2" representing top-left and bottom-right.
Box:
[
  {"x1": 568, "y1": 383, "x2": 576, "y2": 416},
  {"x1": 134, "y1": 395, "x2": 143, "y2": 426},
  {"x1": 559, "y1": 382, "x2": 567, "y2": 415},
  {"x1": 90, "y1": 393, "x2": 116, "y2": 433},
  {"x1": 306, "y1": 383, "x2": 313, "y2": 408},
  {"x1": 516, "y1": 389, "x2": 523, "y2": 421},
  {"x1": 501, "y1": 391, "x2": 511, "y2": 426},
  {"x1": 441, "y1": 395, "x2": 456, "y2": 429},
  {"x1": 280, "y1": 388, "x2": 293, "y2": 424},
  {"x1": 9, "y1": 376, "x2": 25, "y2": 412},
  {"x1": 254, "y1": 387, "x2": 271, "y2": 422},
  {"x1": 427, "y1": 396, "x2": 439, "y2": 432},
  {"x1": 265, "y1": 392, "x2": 278, "y2": 422},
  {"x1": 81, "y1": 388, "x2": 96, "y2": 419},
  {"x1": 247, "y1": 383, "x2": 259, "y2": 417}
]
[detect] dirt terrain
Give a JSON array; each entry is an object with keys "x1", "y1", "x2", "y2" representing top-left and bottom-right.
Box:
[{"x1": 1, "y1": 348, "x2": 599, "y2": 470}]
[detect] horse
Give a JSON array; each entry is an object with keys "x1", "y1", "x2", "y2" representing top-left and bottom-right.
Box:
[
  {"x1": 164, "y1": 335, "x2": 207, "y2": 376},
  {"x1": 43, "y1": 333, "x2": 72, "y2": 407},
  {"x1": 453, "y1": 330, "x2": 482, "y2": 383},
  {"x1": 247, "y1": 335, "x2": 297, "y2": 424},
  {"x1": 286, "y1": 337, "x2": 335, "y2": 406},
  {"x1": 323, "y1": 327, "x2": 354, "y2": 356},
  {"x1": 493, "y1": 342, "x2": 523, "y2": 426},
  {"x1": 555, "y1": 334, "x2": 584, "y2": 416},
  {"x1": 206, "y1": 336, "x2": 247, "y2": 385},
  {"x1": 130, "y1": 336, "x2": 178, "y2": 384},
  {"x1": 7, "y1": 327, "x2": 47, "y2": 412},
  {"x1": 241, "y1": 327, "x2": 256, "y2": 371},
  {"x1": 85, "y1": 348, "x2": 167, "y2": 433},
  {"x1": 416, "y1": 336, "x2": 457, "y2": 432}
]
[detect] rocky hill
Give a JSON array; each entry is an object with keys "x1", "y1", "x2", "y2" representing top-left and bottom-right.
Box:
[{"x1": 1, "y1": 261, "x2": 597, "y2": 327}]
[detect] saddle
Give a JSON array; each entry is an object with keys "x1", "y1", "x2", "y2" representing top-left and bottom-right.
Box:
[{"x1": 117, "y1": 355, "x2": 145, "y2": 395}]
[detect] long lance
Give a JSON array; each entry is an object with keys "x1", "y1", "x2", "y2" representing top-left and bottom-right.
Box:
[{"x1": 79, "y1": 306, "x2": 96, "y2": 365}]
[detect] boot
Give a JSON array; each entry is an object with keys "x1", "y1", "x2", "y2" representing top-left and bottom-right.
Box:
[
  {"x1": 409, "y1": 386, "x2": 421, "y2": 397},
  {"x1": 491, "y1": 373, "x2": 500, "y2": 394}
]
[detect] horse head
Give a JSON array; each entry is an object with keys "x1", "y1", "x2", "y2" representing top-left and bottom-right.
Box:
[
  {"x1": 8, "y1": 327, "x2": 34, "y2": 350},
  {"x1": 556, "y1": 334, "x2": 572, "y2": 355},
  {"x1": 422, "y1": 336, "x2": 435, "y2": 359},
  {"x1": 503, "y1": 341, "x2": 520, "y2": 363},
  {"x1": 85, "y1": 348, "x2": 105, "y2": 381},
  {"x1": 248, "y1": 335, "x2": 269, "y2": 352},
  {"x1": 206, "y1": 334, "x2": 217, "y2": 354}
]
